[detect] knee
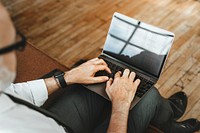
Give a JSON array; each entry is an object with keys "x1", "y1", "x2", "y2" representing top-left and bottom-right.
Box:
[
  {"x1": 148, "y1": 87, "x2": 160, "y2": 98},
  {"x1": 146, "y1": 87, "x2": 161, "y2": 101},
  {"x1": 138, "y1": 87, "x2": 162, "y2": 106}
]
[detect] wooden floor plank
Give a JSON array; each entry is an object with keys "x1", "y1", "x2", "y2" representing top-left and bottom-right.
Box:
[
  {"x1": 164, "y1": 61, "x2": 200, "y2": 98},
  {"x1": 181, "y1": 79, "x2": 200, "y2": 120},
  {"x1": 158, "y1": 34, "x2": 200, "y2": 88}
]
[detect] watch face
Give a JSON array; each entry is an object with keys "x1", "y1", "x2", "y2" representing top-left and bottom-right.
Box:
[
  {"x1": 54, "y1": 70, "x2": 67, "y2": 88},
  {"x1": 55, "y1": 71, "x2": 64, "y2": 78}
]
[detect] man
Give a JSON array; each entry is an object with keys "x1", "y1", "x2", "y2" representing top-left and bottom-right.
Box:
[{"x1": 0, "y1": 3, "x2": 200, "y2": 133}]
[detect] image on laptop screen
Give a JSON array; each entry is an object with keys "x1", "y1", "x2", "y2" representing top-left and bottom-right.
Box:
[{"x1": 103, "y1": 13, "x2": 175, "y2": 77}]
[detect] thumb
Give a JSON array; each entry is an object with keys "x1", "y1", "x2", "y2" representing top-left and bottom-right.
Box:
[
  {"x1": 105, "y1": 78, "x2": 113, "y2": 100},
  {"x1": 106, "y1": 78, "x2": 113, "y2": 89},
  {"x1": 92, "y1": 76, "x2": 109, "y2": 83}
]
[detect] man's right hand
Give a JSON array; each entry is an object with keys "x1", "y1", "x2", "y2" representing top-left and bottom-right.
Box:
[
  {"x1": 106, "y1": 69, "x2": 140, "y2": 133},
  {"x1": 106, "y1": 69, "x2": 141, "y2": 109}
]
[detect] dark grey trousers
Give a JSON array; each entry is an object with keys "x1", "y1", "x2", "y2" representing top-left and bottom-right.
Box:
[{"x1": 48, "y1": 84, "x2": 173, "y2": 133}]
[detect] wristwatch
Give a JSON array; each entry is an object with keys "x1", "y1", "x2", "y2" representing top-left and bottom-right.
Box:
[{"x1": 54, "y1": 70, "x2": 68, "y2": 88}]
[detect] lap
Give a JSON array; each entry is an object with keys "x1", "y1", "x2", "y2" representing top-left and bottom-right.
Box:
[
  {"x1": 93, "y1": 87, "x2": 169, "y2": 133},
  {"x1": 48, "y1": 85, "x2": 168, "y2": 133},
  {"x1": 48, "y1": 84, "x2": 110, "y2": 133},
  {"x1": 127, "y1": 87, "x2": 162, "y2": 133}
]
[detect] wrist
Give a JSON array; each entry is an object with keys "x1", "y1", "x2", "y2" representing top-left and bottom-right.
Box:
[
  {"x1": 44, "y1": 77, "x2": 60, "y2": 95},
  {"x1": 64, "y1": 70, "x2": 75, "y2": 85},
  {"x1": 54, "y1": 70, "x2": 68, "y2": 88},
  {"x1": 112, "y1": 100, "x2": 130, "y2": 113}
]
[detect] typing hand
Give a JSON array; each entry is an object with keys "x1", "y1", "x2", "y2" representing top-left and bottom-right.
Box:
[
  {"x1": 64, "y1": 58, "x2": 111, "y2": 85},
  {"x1": 106, "y1": 69, "x2": 141, "y2": 109}
]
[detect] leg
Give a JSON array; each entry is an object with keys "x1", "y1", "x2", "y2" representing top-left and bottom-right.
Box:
[
  {"x1": 127, "y1": 87, "x2": 173, "y2": 133},
  {"x1": 48, "y1": 84, "x2": 110, "y2": 133},
  {"x1": 48, "y1": 85, "x2": 173, "y2": 133},
  {"x1": 94, "y1": 87, "x2": 174, "y2": 133}
]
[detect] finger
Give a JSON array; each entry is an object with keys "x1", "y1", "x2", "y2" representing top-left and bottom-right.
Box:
[
  {"x1": 95, "y1": 65, "x2": 111, "y2": 73},
  {"x1": 105, "y1": 78, "x2": 113, "y2": 100},
  {"x1": 106, "y1": 78, "x2": 113, "y2": 89},
  {"x1": 129, "y1": 71, "x2": 136, "y2": 81},
  {"x1": 134, "y1": 79, "x2": 141, "y2": 88},
  {"x1": 122, "y1": 69, "x2": 130, "y2": 78},
  {"x1": 89, "y1": 58, "x2": 99, "y2": 62},
  {"x1": 114, "y1": 71, "x2": 121, "y2": 79},
  {"x1": 92, "y1": 76, "x2": 109, "y2": 83},
  {"x1": 93, "y1": 59, "x2": 107, "y2": 66},
  {"x1": 83, "y1": 58, "x2": 98, "y2": 66}
]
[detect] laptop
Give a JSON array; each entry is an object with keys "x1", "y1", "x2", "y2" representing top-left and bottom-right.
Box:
[{"x1": 83, "y1": 12, "x2": 175, "y2": 109}]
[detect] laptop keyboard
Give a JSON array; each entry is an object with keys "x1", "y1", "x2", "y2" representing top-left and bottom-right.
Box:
[{"x1": 95, "y1": 59, "x2": 153, "y2": 98}]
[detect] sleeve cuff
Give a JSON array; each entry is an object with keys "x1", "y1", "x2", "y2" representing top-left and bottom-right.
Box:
[{"x1": 27, "y1": 79, "x2": 48, "y2": 106}]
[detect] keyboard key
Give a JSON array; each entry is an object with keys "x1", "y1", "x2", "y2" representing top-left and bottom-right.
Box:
[
  {"x1": 138, "y1": 88, "x2": 147, "y2": 93},
  {"x1": 136, "y1": 92, "x2": 143, "y2": 98}
]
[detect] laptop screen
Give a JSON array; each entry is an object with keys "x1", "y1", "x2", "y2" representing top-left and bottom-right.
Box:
[{"x1": 103, "y1": 13, "x2": 175, "y2": 78}]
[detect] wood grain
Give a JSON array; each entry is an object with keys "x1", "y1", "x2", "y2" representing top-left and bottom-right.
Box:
[{"x1": 1, "y1": 0, "x2": 200, "y2": 125}]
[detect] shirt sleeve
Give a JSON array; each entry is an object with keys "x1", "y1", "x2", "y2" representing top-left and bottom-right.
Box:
[{"x1": 5, "y1": 79, "x2": 48, "y2": 107}]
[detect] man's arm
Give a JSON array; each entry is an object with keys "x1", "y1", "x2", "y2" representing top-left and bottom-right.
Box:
[
  {"x1": 108, "y1": 102, "x2": 130, "y2": 133},
  {"x1": 7, "y1": 58, "x2": 111, "y2": 106},
  {"x1": 5, "y1": 80, "x2": 48, "y2": 106},
  {"x1": 106, "y1": 70, "x2": 140, "y2": 133},
  {"x1": 44, "y1": 58, "x2": 111, "y2": 95}
]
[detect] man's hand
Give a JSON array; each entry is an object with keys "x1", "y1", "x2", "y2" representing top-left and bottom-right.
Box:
[
  {"x1": 64, "y1": 58, "x2": 111, "y2": 85},
  {"x1": 44, "y1": 58, "x2": 111, "y2": 95},
  {"x1": 106, "y1": 69, "x2": 141, "y2": 109},
  {"x1": 106, "y1": 69, "x2": 140, "y2": 133}
]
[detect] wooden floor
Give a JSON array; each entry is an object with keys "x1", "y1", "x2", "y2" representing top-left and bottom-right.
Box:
[{"x1": 1, "y1": 0, "x2": 200, "y2": 124}]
